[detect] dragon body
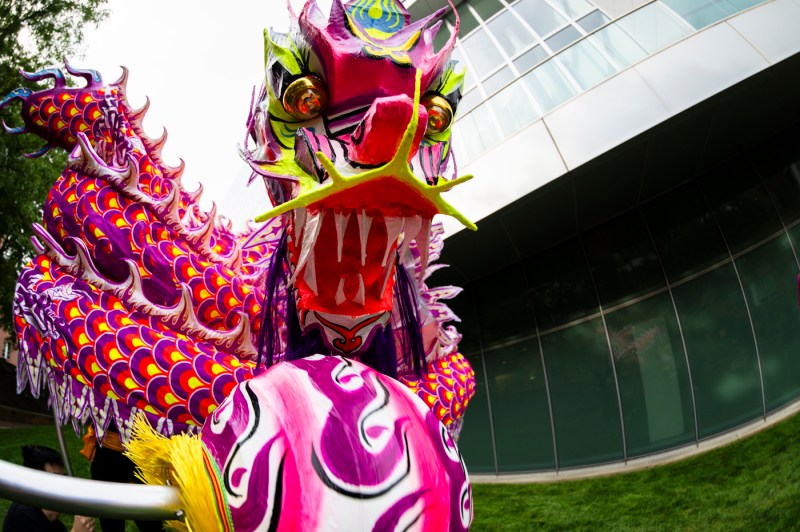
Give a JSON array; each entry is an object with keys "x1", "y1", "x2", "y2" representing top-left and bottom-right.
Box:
[{"x1": 4, "y1": 0, "x2": 477, "y2": 529}]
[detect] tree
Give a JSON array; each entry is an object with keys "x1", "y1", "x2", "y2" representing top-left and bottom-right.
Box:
[{"x1": 0, "y1": 1, "x2": 109, "y2": 335}]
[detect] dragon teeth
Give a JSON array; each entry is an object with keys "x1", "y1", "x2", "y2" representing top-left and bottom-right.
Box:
[
  {"x1": 399, "y1": 215, "x2": 422, "y2": 260},
  {"x1": 294, "y1": 208, "x2": 307, "y2": 243},
  {"x1": 335, "y1": 277, "x2": 347, "y2": 306},
  {"x1": 357, "y1": 208, "x2": 372, "y2": 266},
  {"x1": 416, "y1": 217, "x2": 432, "y2": 273},
  {"x1": 334, "y1": 210, "x2": 351, "y2": 263},
  {"x1": 305, "y1": 251, "x2": 318, "y2": 296},
  {"x1": 291, "y1": 209, "x2": 322, "y2": 284},
  {"x1": 382, "y1": 216, "x2": 403, "y2": 267},
  {"x1": 354, "y1": 273, "x2": 366, "y2": 306}
]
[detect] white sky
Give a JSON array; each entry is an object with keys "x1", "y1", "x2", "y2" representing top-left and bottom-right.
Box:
[{"x1": 79, "y1": 1, "x2": 312, "y2": 226}]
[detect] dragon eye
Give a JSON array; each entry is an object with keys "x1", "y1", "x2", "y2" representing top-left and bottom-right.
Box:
[
  {"x1": 421, "y1": 94, "x2": 453, "y2": 135},
  {"x1": 282, "y1": 75, "x2": 328, "y2": 120}
]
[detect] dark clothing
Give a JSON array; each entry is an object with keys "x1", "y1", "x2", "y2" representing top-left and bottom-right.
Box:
[
  {"x1": 90, "y1": 445, "x2": 162, "y2": 532},
  {"x1": 3, "y1": 502, "x2": 67, "y2": 532}
]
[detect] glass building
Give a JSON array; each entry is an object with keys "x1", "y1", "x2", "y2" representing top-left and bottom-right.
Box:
[{"x1": 404, "y1": 0, "x2": 800, "y2": 474}]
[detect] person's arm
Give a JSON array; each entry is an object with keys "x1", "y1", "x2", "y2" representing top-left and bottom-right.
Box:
[{"x1": 70, "y1": 515, "x2": 95, "y2": 532}]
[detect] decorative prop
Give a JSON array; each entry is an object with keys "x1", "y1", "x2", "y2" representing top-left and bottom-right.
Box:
[{"x1": 2, "y1": 0, "x2": 477, "y2": 528}]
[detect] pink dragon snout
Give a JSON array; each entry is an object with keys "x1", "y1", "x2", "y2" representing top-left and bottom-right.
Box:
[{"x1": 348, "y1": 94, "x2": 428, "y2": 166}]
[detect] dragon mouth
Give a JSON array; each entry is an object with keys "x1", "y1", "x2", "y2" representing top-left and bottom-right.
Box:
[{"x1": 288, "y1": 196, "x2": 433, "y2": 317}]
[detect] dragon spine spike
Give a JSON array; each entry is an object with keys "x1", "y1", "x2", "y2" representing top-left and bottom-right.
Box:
[
  {"x1": 64, "y1": 60, "x2": 103, "y2": 86},
  {"x1": 162, "y1": 158, "x2": 186, "y2": 182},
  {"x1": 129, "y1": 96, "x2": 151, "y2": 124},
  {"x1": 74, "y1": 132, "x2": 240, "y2": 266},
  {"x1": 20, "y1": 67, "x2": 66, "y2": 87},
  {"x1": 2, "y1": 120, "x2": 26, "y2": 134},
  {"x1": 146, "y1": 127, "x2": 168, "y2": 155},
  {"x1": 35, "y1": 226, "x2": 257, "y2": 359},
  {"x1": 186, "y1": 182, "x2": 203, "y2": 203},
  {"x1": 113, "y1": 66, "x2": 130, "y2": 90},
  {"x1": 0, "y1": 87, "x2": 32, "y2": 110},
  {"x1": 24, "y1": 143, "x2": 53, "y2": 158}
]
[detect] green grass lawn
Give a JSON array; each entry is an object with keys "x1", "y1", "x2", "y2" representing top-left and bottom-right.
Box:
[
  {"x1": 471, "y1": 411, "x2": 800, "y2": 531},
  {"x1": 2, "y1": 412, "x2": 799, "y2": 531}
]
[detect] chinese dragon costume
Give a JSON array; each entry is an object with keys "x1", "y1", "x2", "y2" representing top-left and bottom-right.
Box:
[{"x1": 1, "y1": 0, "x2": 477, "y2": 529}]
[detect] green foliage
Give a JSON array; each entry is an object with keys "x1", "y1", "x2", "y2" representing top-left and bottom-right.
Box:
[
  {"x1": 471, "y1": 411, "x2": 800, "y2": 531},
  {"x1": 0, "y1": 0, "x2": 108, "y2": 335}
]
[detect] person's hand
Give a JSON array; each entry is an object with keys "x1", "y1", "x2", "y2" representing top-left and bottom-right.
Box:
[{"x1": 71, "y1": 515, "x2": 96, "y2": 532}]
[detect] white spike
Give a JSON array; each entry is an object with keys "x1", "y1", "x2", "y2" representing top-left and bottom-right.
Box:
[
  {"x1": 305, "y1": 250, "x2": 318, "y2": 295},
  {"x1": 293, "y1": 208, "x2": 307, "y2": 243},
  {"x1": 380, "y1": 263, "x2": 394, "y2": 297},
  {"x1": 417, "y1": 217, "x2": 433, "y2": 274},
  {"x1": 291, "y1": 210, "x2": 322, "y2": 284},
  {"x1": 335, "y1": 277, "x2": 346, "y2": 306},
  {"x1": 334, "y1": 210, "x2": 351, "y2": 263},
  {"x1": 400, "y1": 215, "x2": 422, "y2": 260},
  {"x1": 354, "y1": 273, "x2": 366, "y2": 306},
  {"x1": 357, "y1": 209, "x2": 372, "y2": 266},
  {"x1": 382, "y1": 216, "x2": 403, "y2": 267}
]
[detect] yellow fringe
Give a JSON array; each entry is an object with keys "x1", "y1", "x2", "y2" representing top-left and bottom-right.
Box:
[{"x1": 125, "y1": 415, "x2": 232, "y2": 532}]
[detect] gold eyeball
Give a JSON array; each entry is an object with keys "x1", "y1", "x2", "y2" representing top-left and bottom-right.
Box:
[
  {"x1": 421, "y1": 93, "x2": 453, "y2": 135},
  {"x1": 282, "y1": 75, "x2": 328, "y2": 120}
]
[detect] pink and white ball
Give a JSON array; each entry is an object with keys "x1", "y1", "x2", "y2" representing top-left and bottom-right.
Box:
[{"x1": 201, "y1": 354, "x2": 473, "y2": 531}]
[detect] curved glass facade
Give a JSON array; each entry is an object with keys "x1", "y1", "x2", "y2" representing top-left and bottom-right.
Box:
[
  {"x1": 441, "y1": 124, "x2": 800, "y2": 473},
  {"x1": 442, "y1": 0, "x2": 771, "y2": 164}
]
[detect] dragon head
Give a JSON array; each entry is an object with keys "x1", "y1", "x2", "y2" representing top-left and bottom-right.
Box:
[{"x1": 245, "y1": 0, "x2": 474, "y2": 370}]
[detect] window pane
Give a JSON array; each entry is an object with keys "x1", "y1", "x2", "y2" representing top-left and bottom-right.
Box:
[
  {"x1": 701, "y1": 160, "x2": 783, "y2": 254},
  {"x1": 545, "y1": 24, "x2": 581, "y2": 53},
  {"x1": 434, "y1": 21, "x2": 454, "y2": 52},
  {"x1": 482, "y1": 66, "x2": 515, "y2": 95},
  {"x1": 750, "y1": 137, "x2": 800, "y2": 224},
  {"x1": 457, "y1": 354, "x2": 497, "y2": 473},
  {"x1": 662, "y1": 0, "x2": 738, "y2": 29},
  {"x1": 556, "y1": 39, "x2": 616, "y2": 90},
  {"x1": 450, "y1": 47, "x2": 478, "y2": 91},
  {"x1": 616, "y1": 2, "x2": 691, "y2": 54},
  {"x1": 548, "y1": 0, "x2": 594, "y2": 18},
  {"x1": 735, "y1": 235, "x2": 800, "y2": 412},
  {"x1": 488, "y1": 10, "x2": 537, "y2": 57},
  {"x1": 607, "y1": 293, "x2": 696, "y2": 457},
  {"x1": 454, "y1": 2, "x2": 480, "y2": 35},
  {"x1": 583, "y1": 211, "x2": 665, "y2": 309},
  {"x1": 577, "y1": 9, "x2": 610, "y2": 32},
  {"x1": 490, "y1": 80, "x2": 539, "y2": 136},
  {"x1": 452, "y1": 102, "x2": 501, "y2": 162},
  {"x1": 486, "y1": 340, "x2": 556, "y2": 471},
  {"x1": 513, "y1": 45, "x2": 549, "y2": 72},
  {"x1": 588, "y1": 23, "x2": 648, "y2": 70},
  {"x1": 643, "y1": 182, "x2": 728, "y2": 283},
  {"x1": 475, "y1": 263, "x2": 536, "y2": 348},
  {"x1": 672, "y1": 264, "x2": 763, "y2": 438},
  {"x1": 471, "y1": 0, "x2": 506, "y2": 21},
  {"x1": 526, "y1": 238, "x2": 599, "y2": 331},
  {"x1": 515, "y1": 0, "x2": 568, "y2": 36},
  {"x1": 461, "y1": 28, "x2": 506, "y2": 78},
  {"x1": 522, "y1": 60, "x2": 577, "y2": 113},
  {"x1": 541, "y1": 318, "x2": 624, "y2": 467},
  {"x1": 458, "y1": 88, "x2": 483, "y2": 115}
]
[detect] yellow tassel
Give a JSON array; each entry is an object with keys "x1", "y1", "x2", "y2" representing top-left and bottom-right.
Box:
[{"x1": 125, "y1": 415, "x2": 233, "y2": 532}]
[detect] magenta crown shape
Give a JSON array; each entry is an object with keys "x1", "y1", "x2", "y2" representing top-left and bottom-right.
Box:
[{"x1": 299, "y1": 0, "x2": 459, "y2": 75}]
